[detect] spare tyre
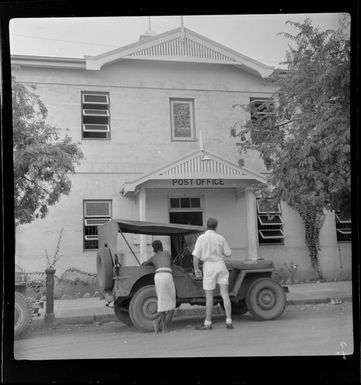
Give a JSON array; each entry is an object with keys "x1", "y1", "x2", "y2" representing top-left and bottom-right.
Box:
[
  {"x1": 14, "y1": 292, "x2": 32, "y2": 339},
  {"x1": 96, "y1": 247, "x2": 114, "y2": 292}
]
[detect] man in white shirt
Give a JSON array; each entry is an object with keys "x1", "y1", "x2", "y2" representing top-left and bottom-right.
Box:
[{"x1": 192, "y1": 217, "x2": 233, "y2": 330}]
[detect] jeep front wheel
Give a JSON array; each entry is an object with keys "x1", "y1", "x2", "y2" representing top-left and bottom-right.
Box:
[
  {"x1": 246, "y1": 278, "x2": 286, "y2": 320},
  {"x1": 14, "y1": 292, "x2": 32, "y2": 339},
  {"x1": 129, "y1": 285, "x2": 174, "y2": 331}
]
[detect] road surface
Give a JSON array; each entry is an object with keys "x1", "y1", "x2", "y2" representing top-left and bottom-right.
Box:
[{"x1": 14, "y1": 303, "x2": 353, "y2": 359}]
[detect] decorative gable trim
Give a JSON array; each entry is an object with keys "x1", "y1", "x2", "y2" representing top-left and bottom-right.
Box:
[
  {"x1": 121, "y1": 149, "x2": 267, "y2": 195},
  {"x1": 129, "y1": 35, "x2": 236, "y2": 63},
  {"x1": 85, "y1": 27, "x2": 273, "y2": 78}
]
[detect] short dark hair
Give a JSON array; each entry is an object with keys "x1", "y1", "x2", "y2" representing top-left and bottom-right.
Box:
[
  {"x1": 206, "y1": 217, "x2": 218, "y2": 230},
  {"x1": 152, "y1": 240, "x2": 163, "y2": 252}
]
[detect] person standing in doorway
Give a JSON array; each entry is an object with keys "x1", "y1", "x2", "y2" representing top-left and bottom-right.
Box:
[
  {"x1": 192, "y1": 217, "x2": 233, "y2": 330},
  {"x1": 142, "y1": 240, "x2": 176, "y2": 333}
]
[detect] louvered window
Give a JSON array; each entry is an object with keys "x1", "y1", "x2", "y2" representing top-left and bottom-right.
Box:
[
  {"x1": 82, "y1": 92, "x2": 110, "y2": 139},
  {"x1": 257, "y1": 199, "x2": 285, "y2": 244},
  {"x1": 83, "y1": 200, "x2": 111, "y2": 250},
  {"x1": 335, "y1": 211, "x2": 352, "y2": 242},
  {"x1": 250, "y1": 97, "x2": 275, "y2": 128}
]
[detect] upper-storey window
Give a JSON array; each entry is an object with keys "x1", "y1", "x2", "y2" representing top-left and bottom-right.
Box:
[
  {"x1": 257, "y1": 198, "x2": 285, "y2": 245},
  {"x1": 170, "y1": 98, "x2": 195, "y2": 141},
  {"x1": 250, "y1": 97, "x2": 275, "y2": 128},
  {"x1": 82, "y1": 92, "x2": 110, "y2": 139}
]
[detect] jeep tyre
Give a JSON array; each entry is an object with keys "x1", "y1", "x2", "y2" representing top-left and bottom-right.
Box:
[
  {"x1": 96, "y1": 247, "x2": 114, "y2": 292},
  {"x1": 129, "y1": 285, "x2": 174, "y2": 331},
  {"x1": 114, "y1": 298, "x2": 132, "y2": 326},
  {"x1": 246, "y1": 278, "x2": 286, "y2": 320},
  {"x1": 14, "y1": 292, "x2": 32, "y2": 339}
]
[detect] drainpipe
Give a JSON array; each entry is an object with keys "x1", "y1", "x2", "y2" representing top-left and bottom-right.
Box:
[{"x1": 139, "y1": 188, "x2": 147, "y2": 263}]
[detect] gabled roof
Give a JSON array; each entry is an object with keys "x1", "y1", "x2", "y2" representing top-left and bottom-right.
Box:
[
  {"x1": 121, "y1": 149, "x2": 267, "y2": 195},
  {"x1": 11, "y1": 27, "x2": 274, "y2": 78},
  {"x1": 85, "y1": 27, "x2": 273, "y2": 77}
]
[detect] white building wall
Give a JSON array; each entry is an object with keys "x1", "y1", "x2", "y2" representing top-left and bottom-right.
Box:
[{"x1": 13, "y1": 58, "x2": 352, "y2": 280}]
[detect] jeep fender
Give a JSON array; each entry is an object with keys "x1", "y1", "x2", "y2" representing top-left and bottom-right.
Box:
[
  {"x1": 229, "y1": 270, "x2": 273, "y2": 300},
  {"x1": 113, "y1": 266, "x2": 155, "y2": 299}
]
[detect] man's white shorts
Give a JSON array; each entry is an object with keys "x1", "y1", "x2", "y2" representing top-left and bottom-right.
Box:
[{"x1": 202, "y1": 260, "x2": 229, "y2": 290}]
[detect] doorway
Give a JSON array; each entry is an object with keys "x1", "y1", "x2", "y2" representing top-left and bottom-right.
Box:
[
  {"x1": 169, "y1": 211, "x2": 203, "y2": 226},
  {"x1": 169, "y1": 211, "x2": 203, "y2": 270}
]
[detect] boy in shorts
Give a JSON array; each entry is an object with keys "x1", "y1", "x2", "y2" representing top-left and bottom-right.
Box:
[{"x1": 192, "y1": 217, "x2": 233, "y2": 330}]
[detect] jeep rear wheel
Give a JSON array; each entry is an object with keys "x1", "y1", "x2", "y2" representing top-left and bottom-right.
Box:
[
  {"x1": 246, "y1": 278, "x2": 286, "y2": 320},
  {"x1": 129, "y1": 285, "x2": 174, "y2": 331},
  {"x1": 114, "y1": 298, "x2": 132, "y2": 326},
  {"x1": 14, "y1": 292, "x2": 32, "y2": 339},
  {"x1": 96, "y1": 247, "x2": 114, "y2": 292}
]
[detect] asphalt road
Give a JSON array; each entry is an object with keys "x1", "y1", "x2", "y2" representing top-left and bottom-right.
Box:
[{"x1": 14, "y1": 303, "x2": 353, "y2": 359}]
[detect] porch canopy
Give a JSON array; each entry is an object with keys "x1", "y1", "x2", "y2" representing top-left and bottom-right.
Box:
[{"x1": 120, "y1": 149, "x2": 267, "y2": 196}]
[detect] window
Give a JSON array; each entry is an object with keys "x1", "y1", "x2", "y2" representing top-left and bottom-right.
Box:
[
  {"x1": 169, "y1": 197, "x2": 203, "y2": 226},
  {"x1": 256, "y1": 198, "x2": 285, "y2": 244},
  {"x1": 170, "y1": 99, "x2": 195, "y2": 141},
  {"x1": 83, "y1": 200, "x2": 111, "y2": 250},
  {"x1": 82, "y1": 92, "x2": 110, "y2": 139},
  {"x1": 250, "y1": 97, "x2": 275, "y2": 128},
  {"x1": 335, "y1": 210, "x2": 352, "y2": 242},
  {"x1": 169, "y1": 197, "x2": 201, "y2": 209}
]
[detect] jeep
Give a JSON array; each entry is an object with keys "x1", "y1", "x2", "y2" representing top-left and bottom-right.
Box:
[{"x1": 96, "y1": 219, "x2": 288, "y2": 331}]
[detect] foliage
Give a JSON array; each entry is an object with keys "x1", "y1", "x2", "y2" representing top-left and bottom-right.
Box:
[
  {"x1": 13, "y1": 75, "x2": 83, "y2": 225},
  {"x1": 230, "y1": 17, "x2": 350, "y2": 278}
]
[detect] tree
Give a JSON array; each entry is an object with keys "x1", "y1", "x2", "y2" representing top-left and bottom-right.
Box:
[
  {"x1": 230, "y1": 17, "x2": 350, "y2": 278},
  {"x1": 13, "y1": 75, "x2": 83, "y2": 226}
]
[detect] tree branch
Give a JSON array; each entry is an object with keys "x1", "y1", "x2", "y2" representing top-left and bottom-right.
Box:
[
  {"x1": 274, "y1": 118, "x2": 302, "y2": 128},
  {"x1": 21, "y1": 175, "x2": 51, "y2": 195}
]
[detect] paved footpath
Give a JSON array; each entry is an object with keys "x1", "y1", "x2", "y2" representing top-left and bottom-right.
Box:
[{"x1": 31, "y1": 280, "x2": 353, "y2": 329}]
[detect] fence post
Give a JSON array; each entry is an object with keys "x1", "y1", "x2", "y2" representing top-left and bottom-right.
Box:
[{"x1": 44, "y1": 267, "x2": 56, "y2": 328}]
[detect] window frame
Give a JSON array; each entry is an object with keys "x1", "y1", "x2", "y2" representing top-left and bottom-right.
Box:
[
  {"x1": 249, "y1": 97, "x2": 276, "y2": 128},
  {"x1": 257, "y1": 198, "x2": 285, "y2": 245},
  {"x1": 83, "y1": 200, "x2": 112, "y2": 251},
  {"x1": 81, "y1": 91, "x2": 110, "y2": 140},
  {"x1": 168, "y1": 196, "x2": 202, "y2": 211},
  {"x1": 170, "y1": 98, "x2": 196, "y2": 142},
  {"x1": 335, "y1": 212, "x2": 352, "y2": 242}
]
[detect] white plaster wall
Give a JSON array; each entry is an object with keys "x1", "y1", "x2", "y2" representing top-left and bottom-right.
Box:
[
  {"x1": 13, "y1": 59, "x2": 351, "y2": 279},
  {"x1": 15, "y1": 172, "x2": 138, "y2": 274},
  {"x1": 13, "y1": 60, "x2": 274, "y2": 175},
  {"x1": 145, "y1": 187, "x2": 247, "y2": 259}
]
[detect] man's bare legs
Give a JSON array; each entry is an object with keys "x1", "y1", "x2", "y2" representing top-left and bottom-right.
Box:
[
  {"x1": 205, "y1": 290, "x2": 214, "y2": 323},
  {"x1": 220, "y1": 284, "x2": 233, "y2": 328},
  {"x1": 219, "y1": 284, "x2": 231, "y2": 320}
]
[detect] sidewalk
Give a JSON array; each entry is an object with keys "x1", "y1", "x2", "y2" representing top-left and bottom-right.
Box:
[{"x1": 31, "y1": 281, "x2": 353, "y2": 329}]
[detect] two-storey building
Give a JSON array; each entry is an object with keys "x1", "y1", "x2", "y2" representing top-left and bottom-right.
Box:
[{"x1": 12, "y1": 26, "x2": 351, "y2": 281}]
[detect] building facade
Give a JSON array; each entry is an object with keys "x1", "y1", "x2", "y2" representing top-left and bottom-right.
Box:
[{"x1": 12, "y1": 26, "x2": 351, "y2": 281}]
